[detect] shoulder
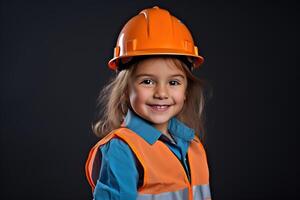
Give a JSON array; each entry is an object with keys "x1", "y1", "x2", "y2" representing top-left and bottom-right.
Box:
[
  {"x1": 192, "y1": 135, "x2": 209, "y2": 157},
  {"x1": 100, "y1": 137, "x2": 132, "y2": 155},
  {"x1": 99, "y1": 137, "x2": 138, "y2": 166},
  {"x1": 95, "y1": 139, "x2": 140, "y2": 199}
]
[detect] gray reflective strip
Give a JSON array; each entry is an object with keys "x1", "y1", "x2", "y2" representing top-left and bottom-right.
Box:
[
  {"x1": 193, "y1": 184, "x2": 211, "y2": 200},
  {"x1": 137, "y1": 187, "x2": 188, "y2": 200}
]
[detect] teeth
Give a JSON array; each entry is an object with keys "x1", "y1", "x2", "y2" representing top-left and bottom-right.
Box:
[
  {"x1": 154, "y1": 105, "x2": 167, "y2": 108},
  {"x1": 150, "y1": 105, "x2": 169, "y2": 110}
]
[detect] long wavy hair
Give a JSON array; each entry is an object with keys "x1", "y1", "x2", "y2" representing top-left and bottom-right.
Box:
[{"x1": 92, "y1": 56, "x2": 211, "y2": 142}]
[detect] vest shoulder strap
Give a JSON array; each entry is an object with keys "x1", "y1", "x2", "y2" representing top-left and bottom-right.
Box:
[{"x1": 85, "y1": 128, "x2": 129, "y2": 190}]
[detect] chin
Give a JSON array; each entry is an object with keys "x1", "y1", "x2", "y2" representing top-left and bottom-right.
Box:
[{"x1": 148, "y1": 118, "x2": 170, "y2": 125}]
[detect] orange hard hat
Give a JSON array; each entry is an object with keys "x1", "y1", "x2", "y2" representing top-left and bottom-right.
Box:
[{"x1": 108, "y1": 6, "x2": 204, "y2": 71}]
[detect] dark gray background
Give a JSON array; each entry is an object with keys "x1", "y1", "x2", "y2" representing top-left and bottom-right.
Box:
[{"x1": 1, "y1": 0, "x2": 299, "y2": 199}]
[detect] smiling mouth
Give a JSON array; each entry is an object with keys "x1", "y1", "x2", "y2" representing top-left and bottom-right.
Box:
[{"x1": 148, "y1": 104, "x2": 171, "y2": 112}]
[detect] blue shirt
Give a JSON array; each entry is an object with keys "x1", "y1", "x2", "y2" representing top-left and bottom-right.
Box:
[{"x1": 94, "y1": 109, "x2": 196, "y2": 200}]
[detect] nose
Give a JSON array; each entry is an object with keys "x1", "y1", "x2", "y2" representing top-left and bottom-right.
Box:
[{"x1": 153, "y1": 84, "x2": 168, "y2": 99}]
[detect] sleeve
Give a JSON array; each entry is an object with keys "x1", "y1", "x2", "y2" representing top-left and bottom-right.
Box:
[{"x1": 93, "y1": 138, "x2": 139, "y2": 200}]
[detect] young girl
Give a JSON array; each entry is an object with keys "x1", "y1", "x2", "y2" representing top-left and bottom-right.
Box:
[{"x1": 86, "y1": 6, "x2": 212, "y2": 200}]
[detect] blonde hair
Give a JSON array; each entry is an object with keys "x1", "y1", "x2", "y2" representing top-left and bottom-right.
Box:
[{"x1": 92, "y1": 56, "x2": 211, "y2": 142}]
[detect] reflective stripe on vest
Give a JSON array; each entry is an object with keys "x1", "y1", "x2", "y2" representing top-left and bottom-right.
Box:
[
  {"x1": 136, "y1": 185, "x2": 211, "y2": 200},
  {"x1": 85, "y1": 128, "x2": 212, "y2": 200},
  {"x1": 137, "y1": 187, "x2": 188, "y2": 200},
  {"x1": 193, "y1": 184, "x2": 211, "y2": 200}
]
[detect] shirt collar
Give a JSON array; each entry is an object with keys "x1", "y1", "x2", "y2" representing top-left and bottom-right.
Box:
[
  {"x1": 122, "y1": 109, "x2": 195, "y2": 145},
  {"x1": 168, "y1": 117, "x2": 195, "y2": 142}
]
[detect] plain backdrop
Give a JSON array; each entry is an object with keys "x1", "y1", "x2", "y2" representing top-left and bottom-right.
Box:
[{"x1": 1, "y1": 0, "x2": 299, "y2": 199}]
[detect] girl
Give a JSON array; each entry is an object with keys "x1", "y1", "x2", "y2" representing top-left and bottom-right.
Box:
[{"x1": 85, "y1": 6, "x2": 212, "y2": 200}]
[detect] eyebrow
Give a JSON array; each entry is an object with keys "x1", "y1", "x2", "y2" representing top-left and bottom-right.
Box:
[{"x1": 134, "y1": 74, "x2": 185, "y2": 79}]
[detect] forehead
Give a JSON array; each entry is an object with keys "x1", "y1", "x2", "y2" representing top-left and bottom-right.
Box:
[{"x1": 133, "y1": 57, "x2": 186, "y2": 76}]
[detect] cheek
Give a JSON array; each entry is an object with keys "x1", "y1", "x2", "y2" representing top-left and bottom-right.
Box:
[
  {"x1": 129, "y1": 87, "x2": 149, "y2": 105},
  {"x1": 173, "y1": 89, "x2": 187, "y2": 103}
]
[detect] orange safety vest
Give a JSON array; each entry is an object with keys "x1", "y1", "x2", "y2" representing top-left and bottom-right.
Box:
[{"x1": 85, "y1": 128, "x2": 211, "y2": 200}]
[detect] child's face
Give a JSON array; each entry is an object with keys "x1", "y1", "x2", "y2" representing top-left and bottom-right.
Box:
[{"x1": 128, "y1": 57, "x2": 187, "y2": 133}]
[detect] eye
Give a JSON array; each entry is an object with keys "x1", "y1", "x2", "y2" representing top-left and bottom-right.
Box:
[
  {"x1": 169, "y1": 80, "x2": 180, "y2": 86},
  {"x1": 140, "y1": 79, "x2": 154, "y2": 85}
]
